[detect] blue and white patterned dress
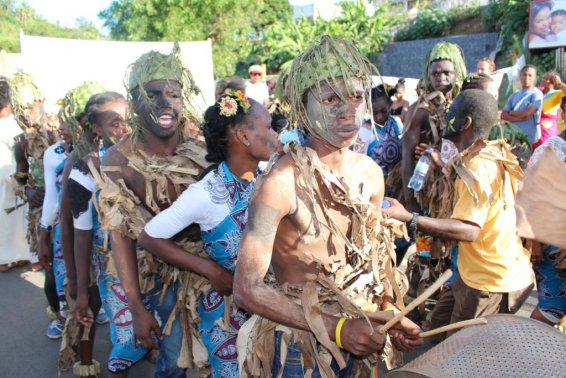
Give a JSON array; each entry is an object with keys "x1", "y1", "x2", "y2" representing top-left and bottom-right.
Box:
[{"x1": 144, "y1": 161, "x2": 256, "y2": 377}]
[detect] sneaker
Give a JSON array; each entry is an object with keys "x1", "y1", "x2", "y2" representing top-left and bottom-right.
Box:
[
  {"x1": 96, "y1": 308, "x2": 110, "y2": 325},
  {"x1": 46, "y1": 319, "x2": 64, "y2": 339}
]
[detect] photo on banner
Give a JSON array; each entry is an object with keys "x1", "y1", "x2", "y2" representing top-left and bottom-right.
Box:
[{"x1": 529, "y1": 0, "x2": 566, "y2": 49}]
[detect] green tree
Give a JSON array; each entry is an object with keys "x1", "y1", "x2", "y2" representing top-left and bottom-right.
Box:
[
  {"x1": 244, "y1": 0, "x2": 401, "y2": 74},
  {"x1": 0, "y1": 2, "x2": 103, "y2": 53},
  {"x1": 99, "y1": 0, "x2": 291, "y2": 78}
]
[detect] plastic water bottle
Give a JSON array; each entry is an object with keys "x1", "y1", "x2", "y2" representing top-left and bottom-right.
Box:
[{"x1": 408, "y1": 149, "x2": 433, "y2": 192}]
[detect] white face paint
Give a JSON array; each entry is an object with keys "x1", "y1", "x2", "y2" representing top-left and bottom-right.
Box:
[{"x1": 304, "y1": 77, "x2": 367, "y2": 148}]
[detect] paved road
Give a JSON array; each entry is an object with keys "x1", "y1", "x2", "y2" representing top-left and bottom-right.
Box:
[
  {"x1": 0, "y1": 266, "x2": 155, "y2": 378},
  {"x1": 0, "y1": 262, "x2": 537, "y2": 377}
]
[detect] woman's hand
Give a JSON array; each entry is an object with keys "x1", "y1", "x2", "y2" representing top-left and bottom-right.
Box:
[{"x1": 205, "y1": 261, "x2": 234, "y2": 295}]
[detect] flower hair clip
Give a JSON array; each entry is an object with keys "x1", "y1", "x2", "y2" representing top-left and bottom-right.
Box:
[
  {"x1": 231, "y1": 89, "x2": 251, "y2": 112},
  {"x1": 218, "y1": 90, "x2": 251, "y2": 117}
]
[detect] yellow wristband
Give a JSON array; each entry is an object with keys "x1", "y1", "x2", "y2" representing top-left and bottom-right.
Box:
[{"x1": 335, "y1": 317, "x2": 348, "y2": 349}]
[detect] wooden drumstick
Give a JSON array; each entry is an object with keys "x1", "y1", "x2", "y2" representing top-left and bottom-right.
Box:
[
  {"x1": 419, "y1": 318, "x2": 488, "y2": 338},
  {"x1": 379, "y1": 269, "x2": 453, "y2": 334}
]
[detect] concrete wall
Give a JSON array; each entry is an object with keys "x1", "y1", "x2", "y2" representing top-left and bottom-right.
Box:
[{"x1": 376, "y1": 33, "x2": 499, "y2": 79}]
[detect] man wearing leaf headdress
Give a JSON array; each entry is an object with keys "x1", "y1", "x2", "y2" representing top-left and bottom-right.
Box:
[
  {"x1": 401, "y1": 42, "x2": 467, "y2": 216},
  {"x1": 10, "y1": 73, "x2": 54, "y2": 263},
  {"x1": 8, "y1": 73, "x2": 67, "y2": 338},
  {"x1": 96, "y1": 44, "x2": 209, "y2": 377},
  {"x1": 234, "y1": 35, "x2": 422, "y2": 377}
]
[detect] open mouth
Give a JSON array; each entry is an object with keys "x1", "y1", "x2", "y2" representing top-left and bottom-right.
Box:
[{"x1": 157, "y1": 114, "x2": 175, "y2": 128}]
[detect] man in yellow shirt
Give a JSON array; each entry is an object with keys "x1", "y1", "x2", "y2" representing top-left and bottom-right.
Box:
[{"x1": 385, "y1": 89, "x2": 534, "y2": 325}]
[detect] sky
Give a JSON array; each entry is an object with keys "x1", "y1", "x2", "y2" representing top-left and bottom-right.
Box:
[
  {"x1": 22, "y1": 0, "x2": 114, "y2": 31},
  {"x1": 21, "y1": 0, "x2": 338, "y2": 33}
]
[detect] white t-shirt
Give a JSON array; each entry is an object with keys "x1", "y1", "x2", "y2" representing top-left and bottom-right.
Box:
[
  {"x1": 40, "y1": 142, "x2": 67, "y2": 228},
  {"x1": 145, "y1": 169, "x2": 233, "y2": 238},
  {"x1": 245, "y1": 81, "x2": 270, "y2": 105},
  {"x1": 68, "y1": 162, "x2": 97, "y2": 230}
]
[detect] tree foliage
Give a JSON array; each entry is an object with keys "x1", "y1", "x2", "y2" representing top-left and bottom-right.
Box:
[
  {"x1": 0, "y1": 0, "x2": 103, "y2": 53},
  {"x1": 99, "y1": 0, "x2": 292, "y2": 78},
  {"x1": 395, "y1": 8, "x2": 453, "y2": 42},
  {"x1": 243, "y1": 0, "x2": 401, "y2": 75}
]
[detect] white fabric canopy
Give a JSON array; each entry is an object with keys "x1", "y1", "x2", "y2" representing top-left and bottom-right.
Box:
[{"x1": 18, "y1": 34, "x2": 215, "y2": 111}]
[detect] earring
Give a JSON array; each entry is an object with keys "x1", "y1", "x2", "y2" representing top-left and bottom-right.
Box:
[{"x1": 244, "y1": 141, "x2": 250, "y2": 147}]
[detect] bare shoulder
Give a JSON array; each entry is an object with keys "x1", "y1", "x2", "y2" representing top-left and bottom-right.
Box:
[
  {"x1": 100, "y1": 138, "x2": 128, "y2": 168},
  {"x1": 252, "y1": 153, "x2": 297, "y2": 213},
  {"x1": 99, "y1": 139, "x2": 131, "y2": 182},
  {"x1": 348, "y1": 150, "x2": 383, "y2": 178},
  {"x1": 257, "y1": 153, "x2": 297, "y2": 192}
]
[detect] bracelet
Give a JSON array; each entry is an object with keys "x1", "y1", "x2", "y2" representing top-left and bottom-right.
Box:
[{"x1": 335, "y1": 317, "x2": 348, "y2": 349}]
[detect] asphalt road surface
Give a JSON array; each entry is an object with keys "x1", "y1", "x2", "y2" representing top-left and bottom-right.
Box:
[{"x1": 0, "y1": 262, "x2": 537, "y2": 377}]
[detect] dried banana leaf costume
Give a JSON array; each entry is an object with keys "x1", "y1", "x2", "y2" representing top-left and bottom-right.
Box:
[
  {"x1": 94, "y1": 45, "x2": 211, "y2": 372},
  {"x1": 9, "y1": 73, "x2": 53, "y2": 254},
  {"x1": 238, "y1": 36, "x2": 408, "y2": 377},
  {"x1": 406, "y1": 42, "x2": 467, "y2": 262}
]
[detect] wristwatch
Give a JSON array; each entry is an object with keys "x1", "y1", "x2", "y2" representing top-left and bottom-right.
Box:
[{"x1": 408, "y1": 212, "x2": 419, "y2": 241}]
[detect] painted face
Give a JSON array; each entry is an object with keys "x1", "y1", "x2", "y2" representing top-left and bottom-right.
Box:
[
  {"x1": 372, "y1": 97, "x2": 391, "y2": 126},
  {"x1": 134, "y1": 79, "x2": 183, "y2": 139},
  {"x1": 533, "y1": 7, "x2": 552, "y2": 37},
  {"x1": 244, "y1": 104, "x2": 280, "y2": 161},
  {"x1": 18, "y1": 100, "x2": 45, "y2": 128},
  {"x1": 552, "y1": 14, "x2": 566, "y2": 35},
  {"x1": 304, "y1": 77, "x2": 366, "y2": 148},
  {"x1": 429, "y1": 60, "x2": 456, "y2": 93},
  {"x1": 476, "y1": 61, "x2": 492, "y2": 75},
  {"x1": 520, "y1": 67, "x2": 537, "y2": 89},
  {"x1": 93, "y1": 99, "x2": 130, "y2": 147}
]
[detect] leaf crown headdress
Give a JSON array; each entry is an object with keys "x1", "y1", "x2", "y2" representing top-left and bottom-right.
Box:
[
  {"x1": 9, "y1": 72, "x2": 44, "y2": 128},
  {"x1": 276, "y1": 35, "x2": 375, "y2": 143},
  {"x1": 125, "y1": 42, "x2": 202, "y2": 143},
  {"x1": 422, "y1": 42, "x2": 467, "y2": 96},
  {"x1": 58, "y1": 81, "x2": 106, "y2": 157}
]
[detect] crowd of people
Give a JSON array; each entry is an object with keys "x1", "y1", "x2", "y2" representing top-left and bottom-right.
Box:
[{"x1": 0, "y1": 35, "x2": 564, "y2": 378}]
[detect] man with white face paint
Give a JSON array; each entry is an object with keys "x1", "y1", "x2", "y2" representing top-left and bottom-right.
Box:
[{"x1": 234, "y1": 36, "x2": 422, "y2": 377}]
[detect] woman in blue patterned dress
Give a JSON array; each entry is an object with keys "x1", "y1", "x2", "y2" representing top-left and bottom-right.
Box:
[
  {"x1": 67, "y1": 92, "x2": 148, "y2": 376},
  {"x1": 139, "y1": 92, "x2": 279, "y2": 377}
]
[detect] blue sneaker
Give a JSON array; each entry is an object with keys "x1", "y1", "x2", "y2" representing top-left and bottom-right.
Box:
[
  {"x1": 46, "y1": 319, "x2": 64, "y2": 339},
  {"x1": 96, "y1": 308, "x2": 110, "y2": 325}
]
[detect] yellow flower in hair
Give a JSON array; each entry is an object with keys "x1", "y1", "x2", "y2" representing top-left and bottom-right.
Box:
[
  {"x1": 231, "y1": 90, "x2": 251, "y2": 112},
  {"x1": 219, "y1": 96, "x2": 238, "y2": 117}
]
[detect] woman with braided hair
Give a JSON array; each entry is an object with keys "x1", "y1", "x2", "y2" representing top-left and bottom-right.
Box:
[
  {"x1": 67, "y1": 92, "x2": 138, "y2": 377},
  {"x1": 139, "y1": 91, "x2": 279, "y2": 377}
]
